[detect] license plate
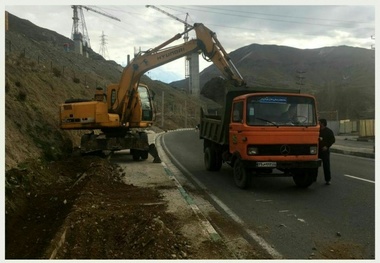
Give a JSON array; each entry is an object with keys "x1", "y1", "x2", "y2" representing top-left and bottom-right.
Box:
[{"x1": 256, "y1": 162, "x2": 277, "y2": 168}]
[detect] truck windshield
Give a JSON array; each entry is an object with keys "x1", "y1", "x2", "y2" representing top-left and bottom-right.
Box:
[{"x1": 246, "y1": 95, "x2": 317, "y2": 126}]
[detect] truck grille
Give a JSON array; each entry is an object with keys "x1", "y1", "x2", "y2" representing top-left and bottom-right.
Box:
[{"x1": 252, "y1": 144, "x2": 316, "y2": 156}]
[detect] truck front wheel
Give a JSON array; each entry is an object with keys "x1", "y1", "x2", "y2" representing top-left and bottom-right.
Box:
[
  {"x1": 233, "y1": 159, "x2": 250, "y2": 189},
  {"x1": 292, "y1": 168, "x2": 318, "y2": 188}
]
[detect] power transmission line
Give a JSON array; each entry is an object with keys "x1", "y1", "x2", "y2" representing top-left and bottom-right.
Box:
[
  {"x1": 169, "y1": 6, "x2": 372, "y2": 28},
  {"x1": 99, "y1": 31, "x2": 109, "y2": 59},
  {"x1": 189, "y1": 5, "x2": 372, "y2": 24}
]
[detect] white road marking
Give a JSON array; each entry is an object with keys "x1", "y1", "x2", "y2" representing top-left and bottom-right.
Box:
[{"x1": 344, "y1": 174, "x2": 375, "y2": 184}]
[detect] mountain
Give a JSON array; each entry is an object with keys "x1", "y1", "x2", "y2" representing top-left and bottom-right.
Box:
[{"x1": 171, "y1": 44, "x2": 375, "y2": 120}]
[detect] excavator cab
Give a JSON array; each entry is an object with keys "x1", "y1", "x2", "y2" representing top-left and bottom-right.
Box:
[
  {"x1": 138, "y1": 85, "x2": 154, "y2": 122},
  {"x1": 104, "y1": 83, "x2": 154, "y2": 127},
  {"x1": 94, "y1": 87, "x2": 106, "y2": 102}
]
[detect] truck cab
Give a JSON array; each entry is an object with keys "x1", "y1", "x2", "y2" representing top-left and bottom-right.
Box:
[{"x1": 230, "y1": 93, "x2": 319, "y2": 161}]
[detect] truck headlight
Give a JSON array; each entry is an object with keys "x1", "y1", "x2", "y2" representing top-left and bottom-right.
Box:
[
  {"x1": 310, "y1": 146, "x2": 317, "y2": 154},
  {"x1": 248, "y1": 146, "x2": 258, "y2": 155}
]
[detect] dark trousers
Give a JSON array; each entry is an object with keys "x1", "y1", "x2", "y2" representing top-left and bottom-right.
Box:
[{"x1": 319, "y1": 151, "x2": 331, "y2": 182}]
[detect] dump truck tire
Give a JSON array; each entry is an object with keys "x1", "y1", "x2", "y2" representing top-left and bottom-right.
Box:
[
  {"x1": 204, "y1": 146, "x2": 222, "y2": 171},
  {"x1": 233, "y1": 158, "x2": 250, "y2": 189},
  {"x1": 292, "y1": 168, "x2": 317, "y2": 188}
]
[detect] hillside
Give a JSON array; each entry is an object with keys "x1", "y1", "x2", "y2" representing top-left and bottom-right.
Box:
[{"x1": 172, "y1": 44, "x2": 375, "y2": 120}]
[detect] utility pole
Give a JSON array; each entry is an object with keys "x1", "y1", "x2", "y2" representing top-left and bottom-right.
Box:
[
  {"x1": 296, "y1": 70, "x2": 306, "y2": 90},
  {"x1": 161, "y1": 91, "x2": 164, "y2": 127},
  {"x1": 184, "y1": 100, "x2": 187, "y2": 128}
]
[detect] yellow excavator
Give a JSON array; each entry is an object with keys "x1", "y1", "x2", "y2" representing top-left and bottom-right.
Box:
[{"x1": 59, "y1": 23, "x2": 245, "y2": 162}]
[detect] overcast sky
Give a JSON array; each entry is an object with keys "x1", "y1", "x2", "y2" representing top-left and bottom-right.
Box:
[{"x1": 3, "y1": 1, "x2": 377, "y2": 83}]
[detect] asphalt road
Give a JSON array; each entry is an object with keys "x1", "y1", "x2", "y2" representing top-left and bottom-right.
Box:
[{"x1": 160, "y1": 129, "x2": 375, "y2": 259}]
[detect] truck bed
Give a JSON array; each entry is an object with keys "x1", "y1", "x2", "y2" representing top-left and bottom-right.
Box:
[{"x1": 199, "y1": 113, "x2": 226, "y2": 145}]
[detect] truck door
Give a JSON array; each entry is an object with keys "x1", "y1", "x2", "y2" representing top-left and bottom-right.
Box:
[{"x1": 229, "y1": 100, "x2": 245, "y2": 155}]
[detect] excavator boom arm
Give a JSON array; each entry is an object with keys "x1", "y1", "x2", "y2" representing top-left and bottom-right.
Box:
[
  {"x1": 110, "y1": 23, "x2": 245, "y2": 124},
  {"x1": 111, "y1": 39, "x2": 201, "y2": 121},
  {"x1": 193, "y1": 23, "x2": 244, "y2": 86}
]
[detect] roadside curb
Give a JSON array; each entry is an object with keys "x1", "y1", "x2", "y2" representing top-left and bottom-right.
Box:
[
  {"x1": 155, "y1": 132, "x2": 222, "y2": 242},
  {"x1": 161, "y1": 161, "x2": 222, "y2": 242},
  {"x1": 330, "y1": 147, "x2": 375, "y2": 159}
]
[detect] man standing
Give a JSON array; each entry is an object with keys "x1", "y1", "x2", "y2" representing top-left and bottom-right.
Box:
[{"x1": 318, "y1": 118, "x2": 335, "y2": 185}]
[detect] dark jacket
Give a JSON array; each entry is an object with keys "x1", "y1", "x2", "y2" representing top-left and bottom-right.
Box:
[{"x1": 319, "y1": 127, "x2": 335, "y2": 151}]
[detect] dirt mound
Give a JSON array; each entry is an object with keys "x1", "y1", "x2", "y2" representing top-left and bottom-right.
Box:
[{"x1": 5, "y1": 155, "x2": 237, "y2": 259}]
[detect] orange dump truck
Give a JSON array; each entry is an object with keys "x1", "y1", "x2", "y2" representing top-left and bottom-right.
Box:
[{"x1": 199, "y1": 85, "x2": 321, "y2": 189}]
